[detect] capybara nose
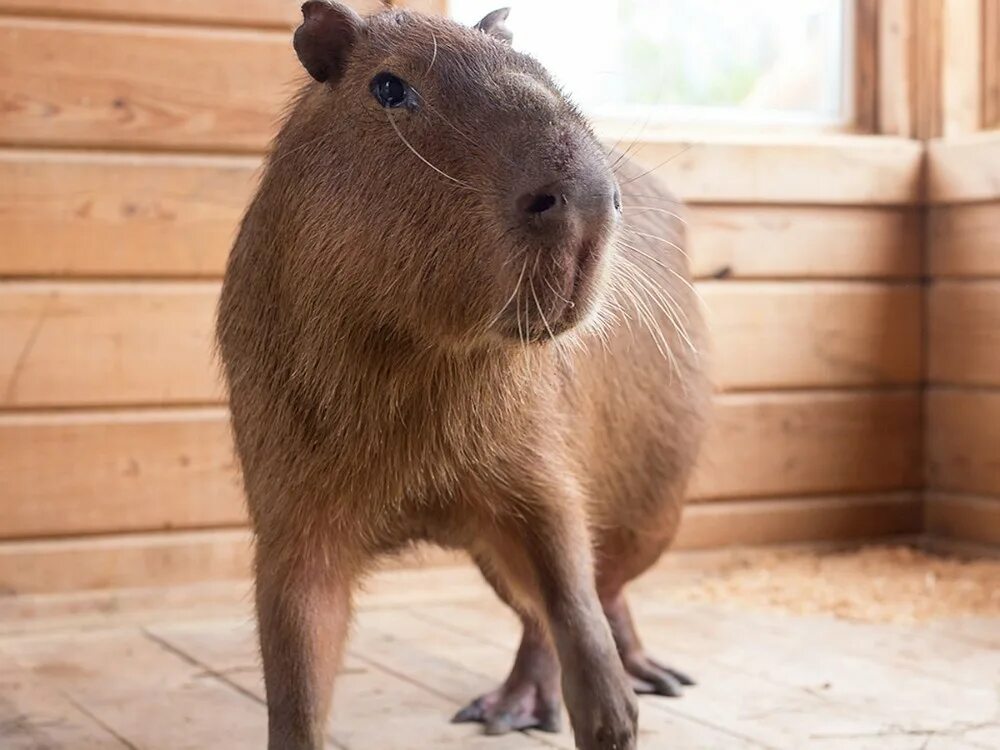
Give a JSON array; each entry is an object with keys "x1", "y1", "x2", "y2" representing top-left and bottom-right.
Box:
[{"x1": 515, "y1": 183, "x2": 568, "y2": 221}]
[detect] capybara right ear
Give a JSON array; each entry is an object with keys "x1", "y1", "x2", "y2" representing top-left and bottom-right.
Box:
[{"x1": 294, "y1": 1, "x2": 365, "y2": 83}]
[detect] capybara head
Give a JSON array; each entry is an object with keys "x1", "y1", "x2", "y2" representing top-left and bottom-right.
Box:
[{"x1": 274, "y1": 1, "x2": 622, "y2": 348}]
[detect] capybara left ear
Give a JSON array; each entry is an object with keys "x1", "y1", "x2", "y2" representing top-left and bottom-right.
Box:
[
  {"x1": 475, "y1": 7, "x2": 513, "y2": 44},
  {"x1": 294, "y1": 0, "x2": 366, "y2": 83}
]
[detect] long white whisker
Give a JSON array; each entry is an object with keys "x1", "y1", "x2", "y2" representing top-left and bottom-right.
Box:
[
  {"x1": 488, "y1": 257, "x2": 528, "y2": 328},
  {"x1": 385, "y1": 111, "x2": 480, "y2": 192},
  {"x1": 624, "y1": 206, "x2": 687, "y2": 224}
]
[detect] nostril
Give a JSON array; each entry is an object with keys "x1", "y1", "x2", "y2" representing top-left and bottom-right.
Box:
[
  {"x1": 521, "y1": 192, "x2": 558, "y2": 215},
  {"x1": 613, "y1": 187, "x2": 622, "y2": 212}
]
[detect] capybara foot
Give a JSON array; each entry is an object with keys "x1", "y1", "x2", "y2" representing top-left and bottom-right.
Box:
[
  {"x1": 453, "y1": 679, "x2": 562, "y2": 735},
  {"x1": 622, "y1": 650, "x2": 695, "y2": 697}
]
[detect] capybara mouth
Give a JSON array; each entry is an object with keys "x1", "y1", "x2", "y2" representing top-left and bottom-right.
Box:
[{"x1": 522, "y1": 237, "x2": 609, "y2": 342}]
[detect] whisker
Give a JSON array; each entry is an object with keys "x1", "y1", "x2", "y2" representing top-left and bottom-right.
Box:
[
  {"x1": 542, "y1": 275, "x2": 573, "y2": 306},
  {"x1": 530, "y1": 279, "x2": 557, "y2": 343},
  {"x1": 625, "y1": 228, "x2": 690, "y2": 260},
  {"x1": 625, "y1": 206, "x2": 687, "y2": 224},
  {"x1": 425, "y1": 31, "x2": 438, "y2": 74},
  {"x1": 488, "y1": 257, "x2": 529, "y2": 328},
  {"x1": 618, "y1": 143, "x2": 696, "y2": 187},
  {"x1": 385, "y1": 110, "x2": 481, "y2": 192},
  {"x1": 617, "y1": 252, "x2": 697, "y2": 355}
]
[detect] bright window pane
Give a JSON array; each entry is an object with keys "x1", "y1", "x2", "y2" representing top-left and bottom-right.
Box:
[{"x1": 449, "y1": 0, "x2": 853, "y2": 127}]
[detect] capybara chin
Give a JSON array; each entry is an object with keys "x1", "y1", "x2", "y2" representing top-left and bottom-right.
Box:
[{"x1": 216, "y1": 2, "x2": 710, "y2": 748}]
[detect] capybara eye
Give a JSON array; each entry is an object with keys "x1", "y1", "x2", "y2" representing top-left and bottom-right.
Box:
[{"x1": 370, "y1": 72, "x2": 410, "y2": 108}]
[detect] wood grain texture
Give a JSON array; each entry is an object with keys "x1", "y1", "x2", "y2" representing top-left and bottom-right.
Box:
[
  {"x1": 0, "y1": 652, "x2": 131, "y2": 748},
  {"x1": 629, "y1": 136, "x2": 923, "y2": 206},
  {"x1": 877, "y1": 0, "x2": 914, "y2": 136},
  {"x1": 940, "y1": 0, "x2": 982, "y2": 136},
  {"x1": 0, "y1": 0, "x2": 386, "y2": 27},
  {"x1": 0, "y1": 283, "x2": 223, "y2": 408},
  {"x1": 928, "y1": 201, "x2": 1000, "y2": 277},
  {"x1": 927, "y1": 133, "x2": 1000, "y2": 203},
  {"x1": 0, "y1": 390, "x2": 922, "y2": 539},
  {"x1": 0, "y1": 150, "x2": 257, "y2": 277},
  {"x1": 854, "y1": 0, "x2": 878, "y2": 133},
  {"x1": 675, "y1": 493, "x2": 922, "y2": 550},
  {"x1": 687, "y1": 205, "x2": 921, "y2": 280},
  {"x1": 0, "y1": 493, "x2": 925, "y2": 594},
  {"x1": 925, "y1": 492, "x2": 1000, "y2": 546},
  {"x1": 0, "y1": 150, "x2": 922, "y2": 279},
  {"x1": 0, "y1": 281, "x2": 922, "y2": 408},
  {"x1": 702, "y1": 282, "x2": 922, "y2": 390},
  {"x1": 927, "y1": 280, "x2": 1000, "y2": 387},
  {"x1": 926, "y1": 388, "x2": 1000, "y2": 497},
  {"x1": 0, "y1": 17, "x2": 299, "y2": 152},
  {"x1": 690, "y1": 390, "x2": 922, "y2": 501},
  {"x1": 0, "y1": 408, "x2": 243, "y2": 538},
  {"x1": 985, "y1": 0, "x2": 1000, "y2": 129}
]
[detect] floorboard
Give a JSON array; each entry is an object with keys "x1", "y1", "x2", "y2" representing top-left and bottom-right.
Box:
[{"x1": 0, "y1": 553, "x2": 997, "y2": 750}]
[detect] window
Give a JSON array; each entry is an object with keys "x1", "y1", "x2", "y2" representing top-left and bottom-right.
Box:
[{"x1": 449, "y1": 0, "x2": 855, "y2": 129}]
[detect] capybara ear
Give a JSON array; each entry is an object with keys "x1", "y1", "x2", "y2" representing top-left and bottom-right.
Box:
[
  {"x1": 294, "y1": 1, "x2": 366, "y2": 83},
  {"x1": 474, "y1": 7, "x2": 513, "y2": 44}
]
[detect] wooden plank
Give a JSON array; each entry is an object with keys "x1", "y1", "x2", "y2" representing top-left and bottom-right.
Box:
[
  {"x1": 0, "y1": 0, "x2": 384, "y2": 28},
  {"x1": 0, "y1": 530, "x2": 471, "y2": 595},
  {"x1": 928, "y1": 201, "x2": 1000, "y2": 277},
  {"x1": 877, "y1": 0, "x2": 914, "y2": 136},
  {"x1": 985, "y1": 0, "x2": 1000, "y2": 129},
  {"x1": 0, "y1": 628, "x2": 275, "y2": 750},
  {"x1": 0, "y1": 529, "x2": 253, "y2": 594},
  {"x1": 0, "y1": 150, "x2": 257, "y2": 277},
  {"x1": 626, "y1": 136, "x2": 923, "y2": 206},
  {"x1": 0, "y1": 281, "x2": 922, "y2": 408},
  {"x1": 687, "y1": 205, "x2": 921, "y2": 280},
  {"x1": 0, "y1": 17, "x2": 298, "y2": 152},
  {"x1": 0, "y1": 494, "x2": 923, "y2": 595},
  {"x1": 0, "y1": 282, "x2": 223, "y2": 408},
  {"x1": 0, "y1": 651, "x2": 129, "y2": 748},
  {"x1": 854, "y1": 0, "x2": 878, "y2": 133},
  {"x1": 941, "y1": 0, "x2": 983, "y2": 136},
  {"x1": 0, "y1": 408, "x2": 244, "y2": 538},
  {"x1": 925, "y1": 492, "x2": 1000, "y2": 547},
  {"x1": 927, "y1": 132, "x2": 1000, "y2": 204},
  {"x1": 675, "y1": 493, "x2": 923, "y2": 550},
  {"x1": 146, "y1": 620, "x2": 558, "y2": 750},
  {"x1": 0, "y1": 150, "x2": 922, "y2": 279},
  {"x1": 927, "y1": 280, "x2": 1000, "y2": 387},
  {"x1": 913, "y1": 0, "x2": 944, "y2": 140},
  {"x1": 702, "y1": 282, "x2": 922, "y2": 390},
  {"x1": 926, "y1": 388, "x2": 1000, "y2": 496},
  {"x1": 690, "y1": 390, "x2": 922, "y2": 501},
  {"x1": 0, "y1": 387, "x2": 922, "y2": 540}
]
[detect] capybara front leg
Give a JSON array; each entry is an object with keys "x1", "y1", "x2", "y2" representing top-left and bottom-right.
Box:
[
  {"x1": 255, "y1": 545, "x2": 353, "y2": 750},
  {"x1": 477, "y1": 499, "x2": 638, "y2": 750}
]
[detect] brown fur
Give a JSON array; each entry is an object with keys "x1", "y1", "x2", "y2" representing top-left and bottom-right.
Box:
[{"x1": 216, "y1": 3, "x2": 710, "y2": 749}]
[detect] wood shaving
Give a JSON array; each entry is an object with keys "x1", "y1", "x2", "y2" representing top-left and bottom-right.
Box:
[{"x1": 664, "y1": 545, "x2": 1000, "y2": 623}]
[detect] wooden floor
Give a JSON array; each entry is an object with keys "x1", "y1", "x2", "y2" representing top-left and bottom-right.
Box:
[{"x1": 1, "y1": 558, "x2": 998, "y2": 750}]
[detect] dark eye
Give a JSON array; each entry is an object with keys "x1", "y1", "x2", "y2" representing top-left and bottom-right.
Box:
[{"x1": 370, "y1": 72, "x2": 410, "y2": 108}]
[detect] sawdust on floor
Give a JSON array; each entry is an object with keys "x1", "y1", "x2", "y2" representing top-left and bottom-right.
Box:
[{"x1": 664, "y1": 545, "x2": 1000, "y2": 623}]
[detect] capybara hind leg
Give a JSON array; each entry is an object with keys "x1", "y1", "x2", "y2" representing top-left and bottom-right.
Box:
[
  {"x1": 603, "y1": 591, "x2": 695, "y2": 697},
  {"x1": 596, "y1": 528, "x2": 695, "y2": 698},
  {"x1": 474, "y1": 493, "x2": 637, "y2": 750},
  {"x1": 255, "y1": 545, "x2": 354, "y2": 750},
  {"x1": 453, "y1": 557, "x2": 562, "y2": 734},
  {"x1": 453, "y1": 618, "x2": 562, "y2": 734}
]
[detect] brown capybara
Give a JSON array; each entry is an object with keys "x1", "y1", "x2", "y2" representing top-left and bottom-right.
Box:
[{"x1": 216, "y1": 3, "x2": 710, "y2": 748}]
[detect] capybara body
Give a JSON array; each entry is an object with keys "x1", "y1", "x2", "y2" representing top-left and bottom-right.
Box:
[{"x1": 216, "y1": 3, "x2": 710, "y2": 749}]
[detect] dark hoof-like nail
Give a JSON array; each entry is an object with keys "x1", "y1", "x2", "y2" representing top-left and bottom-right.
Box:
[{"x1": 452, "y1": 698, "x2": 485, "y2": 723}]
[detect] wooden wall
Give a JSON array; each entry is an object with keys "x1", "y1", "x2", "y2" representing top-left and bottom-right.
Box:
[
  {"x1": 0, "y1": 0, "x2": 932, "y2": 593},
  {"x1": 925, "y1": 134, "x2": 1000, "y2": 547}
]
